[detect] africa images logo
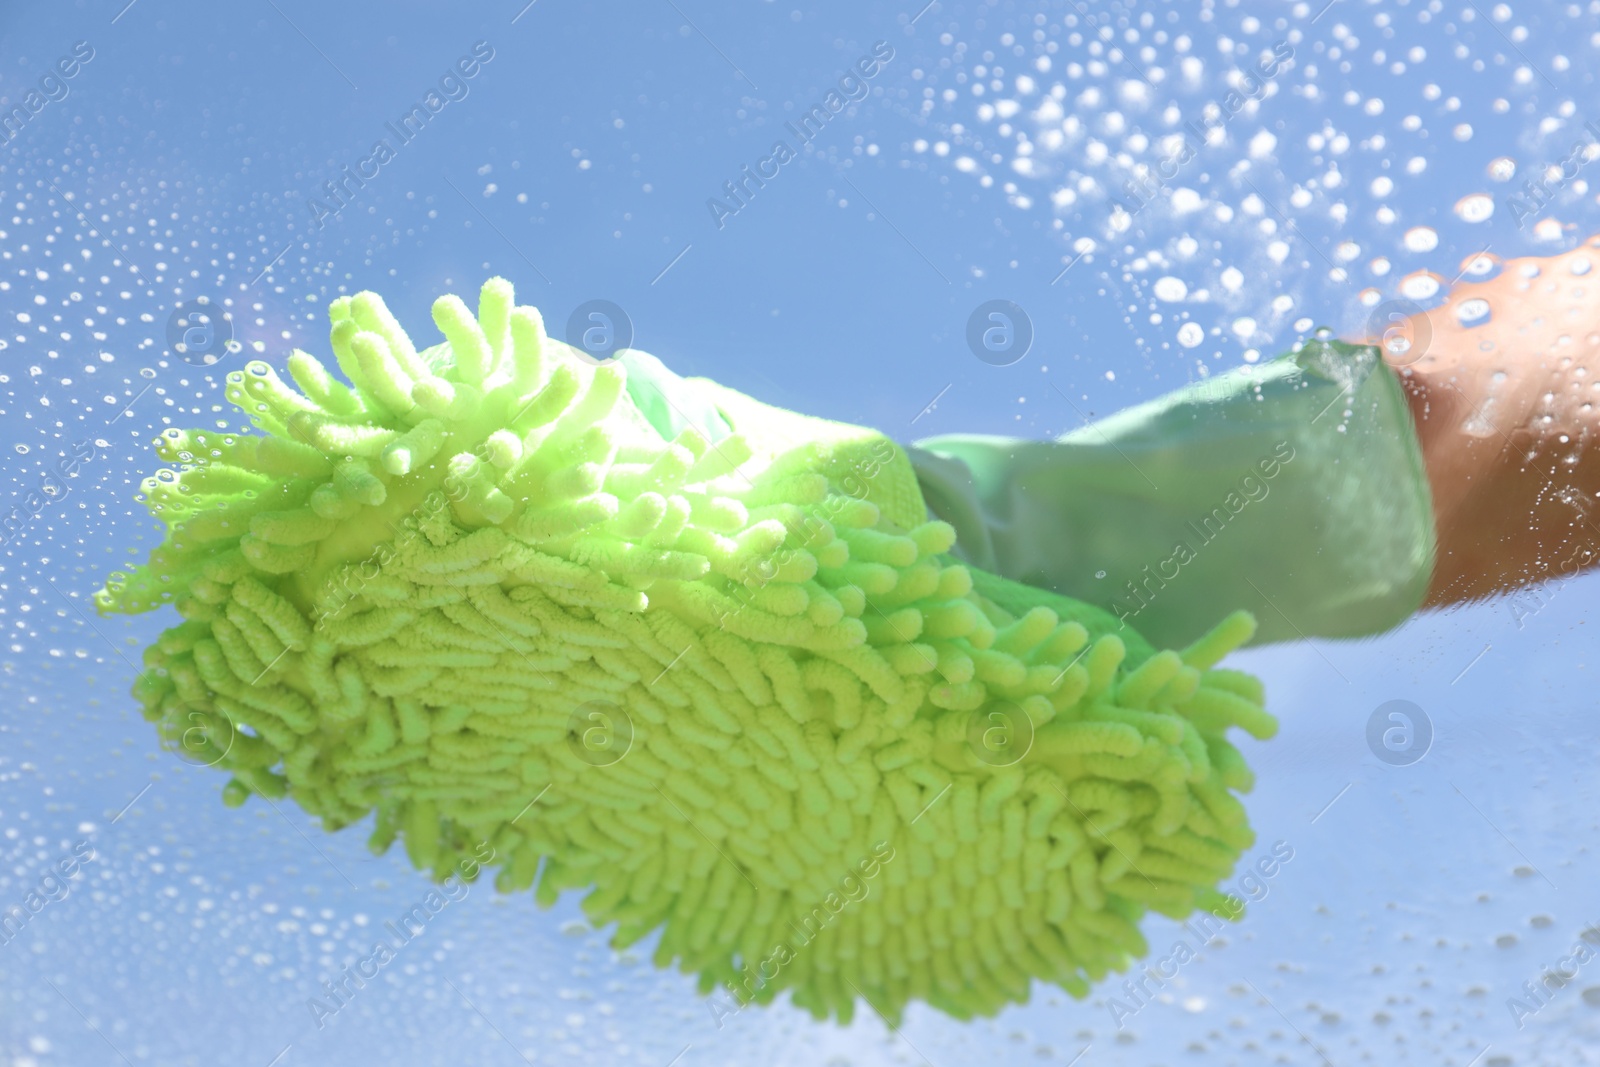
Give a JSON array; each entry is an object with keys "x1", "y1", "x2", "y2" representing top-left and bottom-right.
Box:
[
  {"x1": 706, "y1": 42, "x2": 895, "y2": 229},
  {"x1": 306, "y1": 41, "x2": 496, "y2": 229}
]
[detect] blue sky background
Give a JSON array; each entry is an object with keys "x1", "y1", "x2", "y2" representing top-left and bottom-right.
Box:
[{"x1": 3, "y1": 1, "x2": 1600, "y2": 1064}]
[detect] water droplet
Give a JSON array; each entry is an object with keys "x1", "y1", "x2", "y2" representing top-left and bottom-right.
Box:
[
  {"x1": 1487, "y1": 157, "x2": 1517, "y2": 181},
  {"x1": 1153, "y1": 277, "x2": 1188, "y2": 302},
  {"x1": 1454, "y1": 194, "x2": 1495, "y2": 223},
  {"x1": 1534, "y1": 218, "x2": 1565, "y2": 242},
  {"x1": 1455, "y1": 298, "x2": 1492, "y2": 325},
  {"x1": 1176, "y1": 322, "x2": 1205, "y2": 348},
  {"x1": 1572, "y1": 257, "x2": 1593, "y2": 276},
  {"x1": 1094, "y1": 569, "x2": 1107, "y2": 579},
  {"x1": 1462, "y1": 397, "x2": 1501, "y2": 438},
  {"x1": 1404, "y1": 227, "x2": 1440, "y2": 253},
  {"x1": 1400, "y1": 271, "x2": 1442, "y2": 300}
]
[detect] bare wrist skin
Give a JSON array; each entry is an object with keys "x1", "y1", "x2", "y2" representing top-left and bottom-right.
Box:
[{"x1": 1374, "y1": 241, "x2": 1600, "y2": 608}]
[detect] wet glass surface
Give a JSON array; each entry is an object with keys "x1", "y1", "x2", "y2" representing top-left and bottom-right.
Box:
[{"x1": 2, "y1": 2, "x2": 1598, "y2": 1064}]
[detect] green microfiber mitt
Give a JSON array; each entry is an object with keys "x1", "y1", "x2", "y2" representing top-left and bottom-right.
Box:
[{"x1": 97, "y1": 279, "x2": 1277, "y2": 1025}]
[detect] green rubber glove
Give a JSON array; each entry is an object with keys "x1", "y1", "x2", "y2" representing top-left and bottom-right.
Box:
[
  {"x1": 906, "y1": 337, "x2": 1436, "y2": 649},
  {"x1": 617, "y1": 349, "x2": 733, "y2": 444},
  {"x1": 96, "y1": 280, "x2": 1279, "y2": 1025}
]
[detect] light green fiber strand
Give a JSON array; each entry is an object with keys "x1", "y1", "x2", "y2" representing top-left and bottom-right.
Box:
[{"x1": 98, "y1": 279, "x2": 1278, "y2": 1026}]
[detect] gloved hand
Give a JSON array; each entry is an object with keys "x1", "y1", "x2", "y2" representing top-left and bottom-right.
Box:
[
  {"x1": 907, "y1": 337, "x2": 1436, "y2": 649},
  {"x1": 100, "y1": 279, "x2": 1277, "y2": 1026}
]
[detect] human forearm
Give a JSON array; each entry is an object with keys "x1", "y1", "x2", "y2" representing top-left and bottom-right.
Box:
[{"x1": 1382, "y1": 242, "x2": 1600, "y2": 607}]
